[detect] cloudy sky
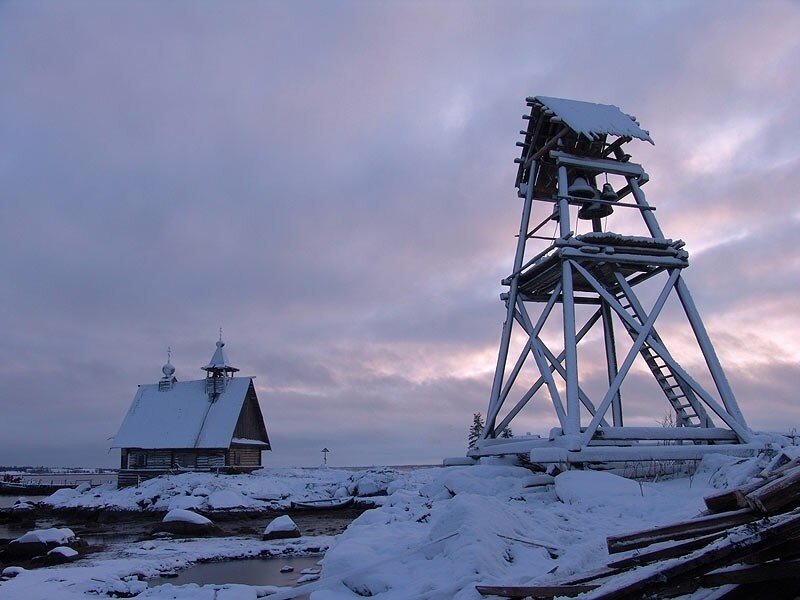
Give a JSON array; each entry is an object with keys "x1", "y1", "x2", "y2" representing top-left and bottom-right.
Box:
[{"x1": 1, "y1": 1, "x2": 799, "y2": 468}]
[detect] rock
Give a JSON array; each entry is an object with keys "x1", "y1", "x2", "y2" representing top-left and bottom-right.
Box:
[
  {"x1": 3, "y1": 527, "x2": 79, "y2": 560},
  {"x1": 297, "y1": 573, "x2": 320, "y2": 583},
  {"x1": 355, "y1": 477, "x2": 385, "y2": 497},
  {"x1": 163, "y1": 508, "x2": 213, "y2": 525},
  {"x1": 13, "y1": 527, "x2": 77, "y2": 545},
  {"x1": 156, "y1": 509, "x2": 218, "y2": 536},
  {"x1": 44, "y1": 487, "x2": 79, "y2": 504},
  {"x1": 1, "y1": 566, "x2": 25, "y2": 578},
  {"x1": 263, "y1": 515, "x2": 301, "y2": 540},
  {"x1": 208, "y1": 489, "x2": 247, "y2": 510},
  {"x1": 43, "y1": 546, "x2": 79, "y2": 565},
  {"x1": 280, "y1": 565, "x2": 294, "y2": 573}
]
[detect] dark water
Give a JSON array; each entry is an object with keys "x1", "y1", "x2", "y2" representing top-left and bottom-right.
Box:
[
  {"x1": 147, "y1": 555, "x2": 321, "y2": 588},
  {"x1": 0, "y1": 495, "x2": 47, "y2": 509}
]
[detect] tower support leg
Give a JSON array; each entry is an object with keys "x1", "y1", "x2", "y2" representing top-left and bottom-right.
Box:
[
  {"x1": 601, "y1": 301, "x2": 623, "y2": 426},
  {"x1": 485, "y1": 161, "x2": 538, "y2": 438},
  {"x1": 675, "y1": 275, "x2": 748, "y2": 428}
]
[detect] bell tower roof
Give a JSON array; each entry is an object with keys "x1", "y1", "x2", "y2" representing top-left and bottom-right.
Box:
[{"x1": 202, "y1": 338, "x2": 239, "y2": 374}]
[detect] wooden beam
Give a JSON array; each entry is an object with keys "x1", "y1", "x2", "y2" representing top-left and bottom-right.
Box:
[
  {"x1": 550, "y1": 150, "x2": 645, "y2": 177},
  {"x1": 702, "y1": 558, "x2": 800, "y2": 586},
  {"x1": 589, "y1": 510, "x2": 800, "y2": 600},
  {"x1": 476, "y1": 584, "x2": 598, "y2": 598},
  {"x1": 745, "y1": 465, "x2": 800, "y2": 514},
  {"x1": 607, "y1": 531, "x2": 726, "y2": 569},
  {"x1": 606, "y1": 509, "x2": 756, "y2": 554}
]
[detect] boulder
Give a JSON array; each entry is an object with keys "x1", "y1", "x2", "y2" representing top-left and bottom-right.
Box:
[
  {"x1": 41, "y1": 546, "x2": 79, "y2": 565},
  {"x1": 156, "y1": 509, "x2": 218, "y2": 536},
  {"x1": 1, "y1": 566, "x2": 25, "y2": 579},
  {"x1": 355, "y1": 477, "x2": 386, "y2": 497},
  {"x1": 263, "y1": 515, "x2": 301, "y2": 540},
  {"x1": 3, "y1": 528, "x2": 78, "y2": 560},
  {"x1": 3, "y1": 540, "x2": 47, "y2": 560},
  {"x1": 207, "y1": 489, "x2": 247, "y2": 510}
]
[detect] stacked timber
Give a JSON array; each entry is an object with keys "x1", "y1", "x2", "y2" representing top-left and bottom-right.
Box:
[{"x1": 477, "y1": 455, "x2": 800, "y2": 599}]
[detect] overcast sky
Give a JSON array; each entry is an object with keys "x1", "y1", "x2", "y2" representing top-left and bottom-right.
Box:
[{"x1": 1, "y1": 1, "x2": 799, "y2": 468}]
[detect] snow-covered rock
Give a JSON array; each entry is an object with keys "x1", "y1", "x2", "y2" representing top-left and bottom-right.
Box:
[
  {"x1": 207, "y1": 489, "x2": 247, "y2": 510},
  {"x1": 43, "y1": 486, "x2": 80, "y2": 504},
  {"x1": 355, "y1": 477, "x2": 381, "y2": 497},
  {"x1": 47, "y1": 546, "x2": 79, "y2": 558},
  {"x1": 167, "y1": 494, "x2": 205, "y2": 511},
  {"x1": 158, "y1": 509, "x2": 217, "y2": 535},
  {"x1": 163, "y1": 508, "x2": 212, "y2": 525},
  {"x1": 1, "y1": 566, "x2": 25, "y2": 578},
  {"x1": 3, "y1": 528, "x2": 79, "y2": 561},
  {"x1": 44, "y1": 545, "x2": 79, "y2": 565},
  {"x1": 12, "y1": 527, "x2": 76, "y2": 545},
  {"x1": 263, "y1": 515, "x2": 301, "y2": 540},
  {"x1": 554, "y1": 470, "x2": 642, "y2": 506},
  {"x1": 12, "y1": 498, "x2": 34, "y2": 511}
]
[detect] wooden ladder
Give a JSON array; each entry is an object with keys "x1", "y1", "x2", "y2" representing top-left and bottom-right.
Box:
[{"x1": 614, "y1": 290, "x2": 712, "y2": 429}]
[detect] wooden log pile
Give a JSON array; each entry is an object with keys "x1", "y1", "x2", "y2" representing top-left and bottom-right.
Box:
[{"x1": 477, "y1": 455, "x2": 800, "y2": 599}]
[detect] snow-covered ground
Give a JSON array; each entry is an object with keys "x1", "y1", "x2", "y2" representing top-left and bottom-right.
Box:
[
  {"x1": 0, "y1": 450, "x2": 789, "y2": 599},
  {"x1": 42, "y1": 467, "x2": 399, "y2": 512}
]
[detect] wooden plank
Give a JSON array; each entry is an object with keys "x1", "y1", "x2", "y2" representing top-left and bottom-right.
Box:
[
  {"x1": 701, "y1": 558, "x2": 800, "y2": 586},
  {"x1": 745, "y1": 466, "x2": 800, "y2": 514},
  {"x1": 476, "y1": 584, "x2": 598, "y2": 598},
  {"x1": 607, "y1": 531, "x2": 725, "y2": 569},
  {"x1": 704, "y1": 477, "x2": 771, "y2": 513},
  {"x1": 586, "y1": 510, "x2": 800, "y2": 600},
  {"x1": 606, "y1": 508, "x2": 756, "y2": 554}
]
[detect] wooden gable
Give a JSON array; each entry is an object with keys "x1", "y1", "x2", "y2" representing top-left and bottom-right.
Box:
[{"x1": 231, "y1": 380, "x2": 271, "y2": 449}]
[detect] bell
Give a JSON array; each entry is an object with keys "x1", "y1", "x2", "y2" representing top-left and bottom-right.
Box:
[
  {"x1": 578, "y1": 200, "x2": 614, "y2": 220},
  {"x1": 568, "y1": 176, "x2": 597, "y2": 199},
  {"x1": 578, "y1": 182, "x2": 615, "y2": 220},
  {"x1": 600, "y1": 182, "x2": 618, "y2": 202}
]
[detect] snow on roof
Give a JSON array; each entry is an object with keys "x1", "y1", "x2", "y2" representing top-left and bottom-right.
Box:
[
  {"x1": 203, "y1": 340, "x2": 239, "y2": 372},
  {"x1": 535, "y1": 96, "x2": 654, "y2": 144},
  {"x1": 111, "y1": 377, "x2": 252, "y2": 449}
]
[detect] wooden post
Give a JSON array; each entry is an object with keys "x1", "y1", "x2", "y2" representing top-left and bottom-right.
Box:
[
  {"x1": 484, "y1": 160, "x2": 538, "y2": 438},
  {"x1": 675, "y1": 275, "x2": 748, "y2": 428},
  {"x1": 557, "y1": 165, "x2": 580, "y2": 438}
]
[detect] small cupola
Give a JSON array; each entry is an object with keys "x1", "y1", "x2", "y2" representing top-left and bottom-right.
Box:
[
  {"x1": 158, "y1": 347, "x2": 177, "y2": 391},
  {"x1": 202, "y1": 334, "x2": 238, "y2": 399}
]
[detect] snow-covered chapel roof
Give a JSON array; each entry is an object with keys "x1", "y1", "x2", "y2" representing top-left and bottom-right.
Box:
[
  {"x1": 535, "y1": 96, "x2": 654, "y2": 144},
  {"x1": 111, "y1": 377, "x2": 254, "y2": 449}
]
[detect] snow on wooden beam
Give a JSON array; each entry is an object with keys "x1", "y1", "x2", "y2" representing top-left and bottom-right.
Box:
[
  {"x1": 590, "y1": 427, "x2": 739, "y2": 441},
  {"x1": 526, "y1": 444, "x2": 762, "y2": 464}
]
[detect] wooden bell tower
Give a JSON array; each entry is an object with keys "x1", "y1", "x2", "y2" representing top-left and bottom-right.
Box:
[{"x1": 473, "y1": 96, "x2": 759, "y2": 465}]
